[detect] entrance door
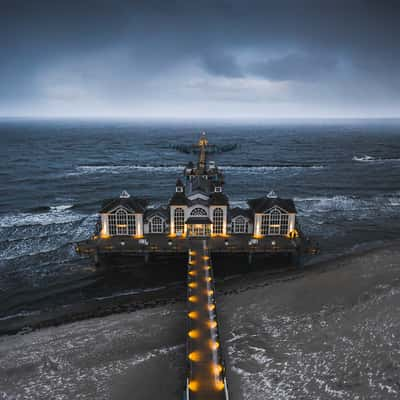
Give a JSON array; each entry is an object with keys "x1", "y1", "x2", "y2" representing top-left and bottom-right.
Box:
[{"x1": 188, "y1": 224, "x2": 211, "y2": 237}]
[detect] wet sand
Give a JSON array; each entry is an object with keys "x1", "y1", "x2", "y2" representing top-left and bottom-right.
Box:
[{"x1": 1, "y1": 241, "x2": 400, "y2": 399}]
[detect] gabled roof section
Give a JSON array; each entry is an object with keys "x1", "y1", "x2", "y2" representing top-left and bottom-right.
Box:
[
  {"x1": 144, "y1": 208, "x2": 169, "y2": 221},
  {"x1": 100, "y1": 197, "x2": 148, "y2": 213},
  {"x1": 230, "y1": 207, "x2": 252, "y2": 219},
  {"x1": 169, "y1": 192, "x2": 189, "y2": 206},
  {"x1": 247, "y1": 197, "x2": 297, "y2": 214},
  {"x1": 209, "y1": 192, "x2": 229, "y2": 205}
]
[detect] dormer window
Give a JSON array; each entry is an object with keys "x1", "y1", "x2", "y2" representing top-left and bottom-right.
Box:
[
  {"x1": 176, "y1": 186, "x2": 184, "y2": 193},
  {"x1": 214, "y1": 186, "x2": 222, "y2": 193}
]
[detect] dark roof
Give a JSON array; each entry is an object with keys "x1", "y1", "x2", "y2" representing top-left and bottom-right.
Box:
[
  {"x1": 247, "y1": 197, "x2": 297, "y2": 213},
  {"x1": 100, "y1": 197, "x2": 148, "y2": 213},
  {"x1": 185, "y1": 217, "x2": 212, "y2": 224},
  {"x1": 209, "y1": 192, "x2": 229, "y2": 205},
  {"x1": 230, "y1": 207, "x2": 252, "y2": 219},
  {"x1": 144, "y1": 208, "x2": 169, "y2": 221},
  {"x1": 176, "y1": 178, "x2": 184, "y2": 187},
  {"x1": 169, "y1": 192, "x2": 189, "y2": 205}
]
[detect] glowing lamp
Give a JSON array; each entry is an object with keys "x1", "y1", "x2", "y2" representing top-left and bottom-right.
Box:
[
  {"x1": 189, "y1": 270, "x2": 196, "y2": 276},
  {"x1": 207, "y1": 320, "x2": 217, "y2": 329},
  {"x1": 209, "y1": 340, "x2": 220, "y2": 350},
  {"x1": 214, "y1": 380, "x2": 225, "y2": 391},
  {"x1": 188, "y1": 295, "x2": 198, "y2": 303},
  {"x1": 188, "y1": 380, "x2": 199, "y2": 392},
  {"x1": 188, "y1": 282, "x2": 197, "y2": 289},
  {"x1": 188, "y1": 330, "x2": 200, "y2": 339},
  {"x1": 207, "y1": 304, "x2": 215, "y2": 311},
  {"x1": 188, "y1": 311, "x2": 199, "y2": 320},
  {"x1": 211, "y1": 364, "x2": 223, "y2": 375},
  {"x1": 188, "y1": 351, "x2": 202, "y2": 362},
  {"x1": 205, "y1": 276, "x2": 212, "y2": 282}
]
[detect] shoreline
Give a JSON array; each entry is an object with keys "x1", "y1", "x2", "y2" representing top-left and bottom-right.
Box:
[
  {"x1": 1, "y1": 238, "x2": 399, "y2": 399},
  {"x1": 1, "y1": 238, "x2": 399, "y2": 337}
]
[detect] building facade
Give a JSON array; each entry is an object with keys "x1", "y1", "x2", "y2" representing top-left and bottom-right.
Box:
[{"x1": 98, "y1": 134, "x2": 298, "y2": 240}]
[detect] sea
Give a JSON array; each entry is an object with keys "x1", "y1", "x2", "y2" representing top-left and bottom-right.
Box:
[{"x1": 0, "y1": 119, "x2": 399, "y2": 324}]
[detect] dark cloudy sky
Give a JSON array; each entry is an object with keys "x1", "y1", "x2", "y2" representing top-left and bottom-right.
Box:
[{"x1": 1, "y1": 0, "x2": 400, "y2": 118}]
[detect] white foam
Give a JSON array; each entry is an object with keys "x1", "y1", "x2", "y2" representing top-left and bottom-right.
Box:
[
  {"x1": 353, "y1": 155, "x2": 400, "y2": 162},
  {"x1": 0, "y1": 209, "x2": 83, "y2": 228},
  {"x1": 71, "y1": 165, "x2": 185, "y2": 175}
]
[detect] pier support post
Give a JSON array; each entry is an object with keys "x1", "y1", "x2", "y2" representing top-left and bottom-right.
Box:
[
  {"x1": 94, "y1": 249, "x2": 100, "y2": 267},
  {"x1": 144, "y1": 252, "x2": 149, "y2": 264},
  {"x1": 248, "y1": 252, "x2": 253, "y2": 265}
]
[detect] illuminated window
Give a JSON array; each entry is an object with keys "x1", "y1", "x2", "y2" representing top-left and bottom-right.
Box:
[
  {"x1": 261, "y1": 214, "x2": 269, "y2": 235},
  {"x1": 150, "y1": 216, "x2": 164, "y2": 233},
  {"x1": 190, "y1": 207, "x2": 207, "y2": 216},
  {"x1": 174, "y1": 208, "x2": 185, "y2": 234},
  {"x1": 232, "y1": 216, "x2": 248, "y2": 233},
  {"x1": 109, "y1": 214, "x2": 116, "y2": 235},
  {"x1": 269, "y1": 209, "x2": 280, "y2": 235},
  {"x1": 280, "y1": 214, "x2": 289, "y2": 235},
  {"x1": 108, "y1": 208, "x2": 136, "y2": 236},
  {"x1": 213, "y1": 208, "x2": 224, "y2": 234},
  {"x1": 260, "y1": 208, "x2": 289, "y2": 235}
]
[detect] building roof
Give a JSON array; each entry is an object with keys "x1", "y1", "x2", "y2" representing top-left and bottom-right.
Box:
[
  {"x1": 169, "y1": 192, "x2": 189, "y2": 205},
  {"x1": 100, "y1": 197, "x2": 148, "y2": 213},
  {"x1": 230, "y1": 207, "x2": 252, "y2": 219},
  {"x1": 185, "y1": 217, "x2": 212, "y2": 224},
  {"x1": 144, "y1": 208, "x2": 169, "y2": 221},
  {"x1": 209, "y1": 192, "x2": 229, "y2": 205},
  {"x1": 247, "y1": 197, "x2": 297, "y2": 213}
]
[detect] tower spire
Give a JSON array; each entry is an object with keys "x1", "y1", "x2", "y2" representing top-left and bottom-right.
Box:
[{"x1": 197, "y1": 132, "x2": 208, "y2": 173}]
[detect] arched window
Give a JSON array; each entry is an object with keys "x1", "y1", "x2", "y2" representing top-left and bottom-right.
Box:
[
  {"x1": 260, "y1": 208, "x2": 289, "y2": 235},
  {"x1": 269, "y1": 209, "x2": 281, "y2": 235},
  {"x1": 109, "y1": 208, "x2": 136, "y2": 236},
  {"x1": 174, "y1": 208, "x2": 185, "y2": 234},
  {"x1": 150, "y1": 216, "x2": 164, "y2": 233},
  {"x1": 190, "y1": 207, "x2": 207, "y2": 216},
  {"x1": 213, "y1": 208, "x2": 224, "y2": 234},
  {"x1": 232, "y1": 216, "x2": 248, "y2": 233}
]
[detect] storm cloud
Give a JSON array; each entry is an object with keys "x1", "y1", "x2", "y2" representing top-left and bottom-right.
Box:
[{"x1": 1, "y1": 0, "x2": 400, "y2": 118}]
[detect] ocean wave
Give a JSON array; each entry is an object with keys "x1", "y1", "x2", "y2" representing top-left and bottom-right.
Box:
[
  {"x1": 353, "y1": 155, "x2": 400, "y2": 162},
  {"x1": 69, "y1": 164, "x2": 324, "y2": 176},
  {"x1": 0, "y1": 310, "x2": 41, "y2": 321},
  {"x1": 0, "y1": 207, "x2": 83, "y2": 228},
  {"x1": 295, "y1": 194, "x2": 400, "y2": 214},
  {"x1": 70, "y1": 165, "x2": 185, "y2": 175}
]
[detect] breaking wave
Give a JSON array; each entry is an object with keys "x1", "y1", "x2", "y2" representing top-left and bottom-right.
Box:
[
  {"x1": 0, "y1": 206, "x2": 82, "y2": 228},
  {"x1": 353, "y1": 155, "x2": 400, "y2": 162},
  {"x1": 70, "y1": 164, "x2": 324, "y2": 176},
  {"x1": 295, "y1": 194, "x2": 400, "y2": 215}
]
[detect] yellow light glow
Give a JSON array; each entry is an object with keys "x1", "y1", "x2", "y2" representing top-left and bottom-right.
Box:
[
  {"x1": 189, "y1": 250, "x2": 196, "y2": 256},
  {"x1": 214, "y1": 380, "x2": 225, "y2": 391},
  {"x1": 204, "y1": 265, "x2": 211, "y2": 270},
  {"x1": 253, "y1": 234, "x2": 263, "y2": 239},
  {"x1": 209, "y1": 340, "x2": 220, "y2": 350},
  {"x1": 206, "y1": 289, "x2": 214, "y2": 296},
  {"x1": 211, "y1": 364, "x2": 223, "y2": 375},
  {"x1": 188, "y1": 295, "x2": 198, "y2": 303},
  {"x1": 189, "y1": 270, "x2": 196, "y2": 276},
  {"x1": 205, "y1": 276, "x2": 212, "y2": 282},
  {"x1": 168, "y1": 233, "x2": 176, "y2": 238},
  {"x1": 188, "y1": 329, "x2": 200, "y2": 339},
  {"x1": 100, "y1": 232, "x2": 110, "y2": 239},
  {"x1": 188, "y1": 351, "x2": 202, "y2": 362},
  {"x1": 188, "y1": 380, "x2": 199, "y2": 392},
  {"x1": 189, "y1": 260, "x2": 196, "y2": 265},
  {"x1": 203, "y1": 256, "x2": 209, "y2": 261},
  {"x1": 207, "y1": 304, "x2": 215, "y2": 311},
  {"x1": 188, "y1": 311, "x2": 199, "y2": 319},
  {"x1": 134, "y1": 235, "x2": 144, "y2": 239},
  {"x1": 207, "y1": 320, "x2": 217, "y2": 329},
  {"x1": 188, "y1": 282, "x2": 197, "y2": 289}
]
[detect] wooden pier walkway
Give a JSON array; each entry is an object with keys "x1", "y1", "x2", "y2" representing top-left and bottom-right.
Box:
[{"x1": 185, "y1": 239, "x2": 229, "y2": 399}]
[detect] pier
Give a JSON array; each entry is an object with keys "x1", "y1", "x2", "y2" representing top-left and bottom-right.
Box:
[{"x1": 185, "y1": 239, "x2": 229, "y2": 399}]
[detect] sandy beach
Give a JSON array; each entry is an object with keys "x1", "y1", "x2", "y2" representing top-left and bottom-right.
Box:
[{"x1": 1, "y1": 241, "x2": 400, "y2": 399}]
